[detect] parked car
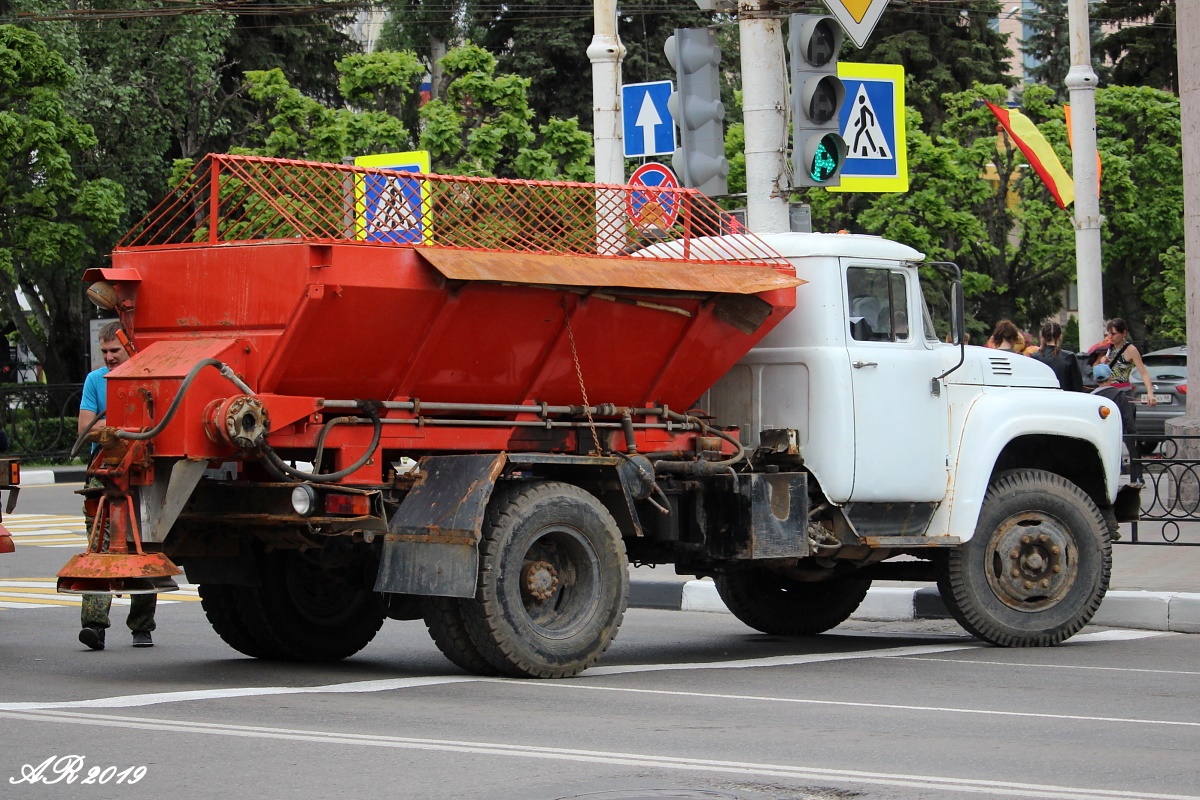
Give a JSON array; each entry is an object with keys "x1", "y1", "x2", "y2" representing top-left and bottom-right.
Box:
[
  {"x1": 1141, "y1": 345, "x2": 1187, "y2": 367},
  {"x1": 1130, "y1": 363, "x2": 1187, "y2": 453}
]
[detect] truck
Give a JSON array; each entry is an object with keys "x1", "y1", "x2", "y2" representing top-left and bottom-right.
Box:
[{"x1": 58, "y1": 155, "x2": 1139, "y2": 677}]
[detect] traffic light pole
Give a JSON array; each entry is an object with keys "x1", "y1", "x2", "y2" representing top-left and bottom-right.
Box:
[
  {"x1": 1065, "y1": 0, "x2": 1104, "y2": 349},
  {"x1": 588, "y1": 0, "x2": 626, "y2": 252},
  {"x1": 739, "y1": 0, "x2": 789, "y2": 233}
]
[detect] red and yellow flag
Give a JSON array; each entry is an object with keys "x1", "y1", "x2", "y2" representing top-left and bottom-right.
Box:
[{"x1": 985, "y1": 101, "x2": 1075, "y2": 209}]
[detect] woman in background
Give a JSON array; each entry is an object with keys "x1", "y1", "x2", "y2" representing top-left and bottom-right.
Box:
[{"x1": 1032, "y1": 321, "x2": 1083, "y2": 391}]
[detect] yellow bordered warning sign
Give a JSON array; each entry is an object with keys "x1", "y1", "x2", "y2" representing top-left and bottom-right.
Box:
[
  {"x1": 827, "y1": 63, "x2": 908, "y2": 193},
  {"x1": 821, "y1": 0, "x2": 890, "y2": 48}
]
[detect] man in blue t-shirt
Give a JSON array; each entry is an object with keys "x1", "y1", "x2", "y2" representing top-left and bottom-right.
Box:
[{"x1": 77, "y1": 321, "x2": 157, "y2": 651}]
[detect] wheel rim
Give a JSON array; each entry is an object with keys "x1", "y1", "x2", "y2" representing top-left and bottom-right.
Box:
[
  {"x1": 983, "y1": 512, "x2": 1079, "y2": 612},
  {"x1": 511, "y1": 525, "x2": 601, "y2": 639},
  {"x1": 283, "y1": 554, "x2": 364, "y2": 626}
]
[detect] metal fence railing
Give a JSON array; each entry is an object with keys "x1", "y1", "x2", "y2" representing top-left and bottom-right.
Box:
[
  {"x1": 1129, "y1": 435, "x2": 1200, "y2": 545},
  {"x1": 0, "y1": 383, "x2": 83, "y2": 461}
]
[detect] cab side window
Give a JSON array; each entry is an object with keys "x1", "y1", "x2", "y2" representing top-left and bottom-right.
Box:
[{"x1": 848, "y1": 267, "x2": 909, "y2": 343}]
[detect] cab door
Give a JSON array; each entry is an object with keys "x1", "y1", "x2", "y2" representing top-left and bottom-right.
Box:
[{"x1": 844, "y1": 263, "x2": 949, "y2": 502}]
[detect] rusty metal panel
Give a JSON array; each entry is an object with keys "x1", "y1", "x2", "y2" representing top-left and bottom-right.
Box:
[
  {"x1": 387, "y1": 454, "x2": 507, "y2": 540},
  {"x1": 374, "y1": 541, "x2": 479, "y2": 598},
  {"x1": 844, "y1": 502, "x2": 938, "y2": 538},
  {"x1": 375, "y1": 454, "x2": 506, "y2": 597},
  {"x1": 734, "y1": 472, "x2": 811, "y2": 560},
  {"x1": 415, "y1": 248, "x2": 802, "y2": 295}
]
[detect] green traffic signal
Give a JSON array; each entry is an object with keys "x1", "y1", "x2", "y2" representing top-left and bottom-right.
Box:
[{"x1": 808, "y1": 133, "x2": 844, "y2": 183}]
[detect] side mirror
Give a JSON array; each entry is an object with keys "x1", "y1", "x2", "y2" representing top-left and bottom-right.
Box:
[{"x1": 951, "y1": 279, "x2": 965, "y2": 345}]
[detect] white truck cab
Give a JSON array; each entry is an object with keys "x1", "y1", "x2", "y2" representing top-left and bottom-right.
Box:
[{"x1": 706, "y1": 232, "x2": 1131, "y2": 647}]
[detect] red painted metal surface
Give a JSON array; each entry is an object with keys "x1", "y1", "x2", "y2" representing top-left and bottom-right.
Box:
[{"x1": 99, "y1": 156, "x2": 799, "y2": 476}]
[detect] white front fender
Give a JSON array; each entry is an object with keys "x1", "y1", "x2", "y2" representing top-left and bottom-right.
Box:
[{"x1": 931, "y1": 387, "x2": 1124, "y2": 542}]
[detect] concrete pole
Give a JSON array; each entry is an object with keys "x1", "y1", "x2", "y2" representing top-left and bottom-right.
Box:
[
  {"x1": 1171, "y1": 0, "x2": 1200, "y2": 434},
  {"x1": 587, "y1": 0, "x2": 626, "y2": 252},
  {"x1": 588, "y1": 0, "x2": 625, "y2": 186},
  {"x1": 738, "y1": 0, "x2": 790, "y2": 233},
  {"x1": 1065, "y1": 0, "x2": 1104, "y2": 350}
]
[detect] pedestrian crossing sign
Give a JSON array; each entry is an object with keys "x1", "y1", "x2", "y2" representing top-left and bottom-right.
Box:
[{"x1": 828, "y1": 63, "x2": 908, "y2": 193}]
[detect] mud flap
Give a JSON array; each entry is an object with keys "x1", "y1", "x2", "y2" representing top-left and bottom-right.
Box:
[
  {"x1": 374, "y1": 454, "x2": 507, "y2": 598},
  {"x1": 1113, "y1": 484, "x2": 1142, "y2": 523}
]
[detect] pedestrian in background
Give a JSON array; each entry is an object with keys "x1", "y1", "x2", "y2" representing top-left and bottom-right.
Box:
[
  {"x1": 77, "y1": 321, "x2": 157, "y2": 651},
  {"x1": 988, "y1": 319, "x2": 1024, "y2": 352},
  {"x1": 1032, "y1": 321, "x2": 1083, "y2": 392},
  {"x1": 1092, "y1": 362, "x2": 1143, "y2": 488},
  {"x1": 1099, "y1": 318, "x2": 1156, "y2": 406}
]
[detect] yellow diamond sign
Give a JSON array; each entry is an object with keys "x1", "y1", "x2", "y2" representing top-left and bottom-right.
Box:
[{"x1": 822, "y1": 0, "x2": 889, "y2": 47}]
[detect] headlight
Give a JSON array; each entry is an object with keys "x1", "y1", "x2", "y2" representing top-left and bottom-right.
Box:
[{"x1": 290, "y1": 485, "x2": 318, "y2": 516}]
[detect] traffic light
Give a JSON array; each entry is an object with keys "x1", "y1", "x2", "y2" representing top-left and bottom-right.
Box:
[
  {"x1": 664, "y1": 28, "x2": 728, "y2": 197},
  {"x1": 789, "y1": 14, "x2": 846, "y2": 187}
]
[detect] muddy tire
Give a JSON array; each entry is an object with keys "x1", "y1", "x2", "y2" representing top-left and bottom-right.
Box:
[
  {"x1": 234, "y1": 549, "x2": 386, "y2": 662},
  {"x1": 938, "y1": 469, "x2": 1111, "y2": 646},
  {"x1": 715, "y1": 570, "x2": 871, "y2": 635},
  {"x1": 198, "y1": 583, "x2": 279, "y2": 659},
  {"x1": 461, "y1": 481, "x2": 628, "y2": 678},
  {"x1": 421, "y1": 596, "x2": 498, "y2": 676}
]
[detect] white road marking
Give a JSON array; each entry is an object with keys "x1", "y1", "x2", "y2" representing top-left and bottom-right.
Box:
[
  {"x1": 2, "y1": 709, "x2": 1196, "y2": 800},
  {"x1": 893, "y1": 656, "x2": 1200, "y2": 676},
  {"x1": 509, "y1": 681, "x2": 1200, "y2": 729},
  {"x1": 0, "y1": 579, "x2": 201, "y2": 610}
]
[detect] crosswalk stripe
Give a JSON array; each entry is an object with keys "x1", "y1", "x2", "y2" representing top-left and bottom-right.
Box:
[
  {"x1": 4, "y1": 513, "x2": 91, "y2": 548},
  {"x1": 0, "y1": 578, "x2": 202, "y2": 610}
]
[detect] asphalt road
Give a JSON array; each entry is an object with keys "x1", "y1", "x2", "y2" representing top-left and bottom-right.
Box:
[{"x1": 2, "y1": 483, "x2": 1199, "y2": 800}]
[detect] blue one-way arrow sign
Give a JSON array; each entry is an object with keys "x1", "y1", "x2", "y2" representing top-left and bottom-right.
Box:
[{"x1": 622, "y1": 81, "x2": 676, "y2": 158}]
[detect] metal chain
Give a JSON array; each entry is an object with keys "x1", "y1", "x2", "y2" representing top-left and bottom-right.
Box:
[{"x1": 563, "y1": 302, "x2": 602, "y2": 455}]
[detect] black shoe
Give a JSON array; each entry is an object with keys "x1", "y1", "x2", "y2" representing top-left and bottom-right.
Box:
[
  {"x1": 79, "y1": 626, "x2": 105, "y2": 651},
  {"x1": 132, "y1": 631, "x2": 153, "y2": 648}
]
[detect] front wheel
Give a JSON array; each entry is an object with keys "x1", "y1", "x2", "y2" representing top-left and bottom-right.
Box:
[
  {"x1": 715, "y1": 570, "x2": 870, "y2": 636},
  {"x1": 461, "y1": 481, "x2": 628, "y2": 678},
  {"x1": 938, "y1": 469, "x2": 1111, "y2": 647}
]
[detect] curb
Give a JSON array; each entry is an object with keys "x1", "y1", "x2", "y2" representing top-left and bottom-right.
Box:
[
  {"x1": 629, "y1": 580, "x2": 1200, "y2": 634},
  {"x1": 18, "y1": 467, "x2": 88, "y2": 486}
]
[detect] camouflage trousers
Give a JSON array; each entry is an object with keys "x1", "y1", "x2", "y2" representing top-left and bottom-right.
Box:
[{"x1": 80, "y1": 478, "x2": 157, "y2": 633}]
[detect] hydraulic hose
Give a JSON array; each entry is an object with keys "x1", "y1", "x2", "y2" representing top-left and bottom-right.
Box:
[
  {"x1": 257, "y1": 404, "x2": 384, "y2": 483},
  {"x1": 117, "y1": 359, "x2": 254, "y2": 441}
]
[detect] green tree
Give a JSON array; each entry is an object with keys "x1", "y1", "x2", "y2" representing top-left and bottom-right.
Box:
[
  {"x1": 470, "y1": 0, "x2": 712, "y2": 131},
  {"x1": 852, "y1": 1, "x2": 1014, "y2": 135},
  {"x1": 1093, "y1": 85, "x2": 1182, "y2": 342},
  {"x1": 0, "y1": 25, "x2": 125, "y2": 382},
  {"x1": 808, "y1": 83, "x2": 1076, "y2": 335},
  {"x1": 378, "y1": 0, "x2": 482, "y2": 100},
  {"x1": 1093, "y1": 0, "x2": 1176, "y2": 92},
  {"x1": 243, "y1": 45, "x2": 593, "y2": 180},
  {"x1": 1022, "y1": 0, "x2": 1108, "y2": 101}
]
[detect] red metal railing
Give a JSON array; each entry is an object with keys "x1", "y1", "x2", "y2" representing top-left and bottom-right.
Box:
[{"x1": 118, "y1": 154, "x2": 785, "y2": 266}]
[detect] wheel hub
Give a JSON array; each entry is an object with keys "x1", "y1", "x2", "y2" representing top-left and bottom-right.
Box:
[
  {"x1": 521, "y1": 560, "x2": 560, "y2": 603},
  {"x1": 985, "y1": 514, "x2": 1078, "y2": 611}
]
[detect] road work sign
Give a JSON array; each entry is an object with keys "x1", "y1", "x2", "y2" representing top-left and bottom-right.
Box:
[
  {"x1": 622, "y1": 81, "x2": 676, "y2": 158},
  {"x1": 828, "y1": 63, "x2": 908, "y2": 193},
  {"x1": 353, "y1": 150, "x2": 432, "y2": 244}
]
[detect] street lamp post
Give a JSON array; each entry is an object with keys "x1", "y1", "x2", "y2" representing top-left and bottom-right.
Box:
[{"x1": 1065, "y1": 0, "x2": 1104, "y2": 350}]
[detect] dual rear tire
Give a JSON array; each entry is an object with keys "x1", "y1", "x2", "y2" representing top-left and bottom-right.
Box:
[{"x1": 424, "y1": 481, "x2": 629, "y2": 679}]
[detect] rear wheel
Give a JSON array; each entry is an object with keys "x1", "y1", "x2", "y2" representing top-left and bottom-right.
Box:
[
  {"x1": 938, "y1": 469, "x2": 1110, "y2": 646},
  {"x1": 461, "y1": 481, "x2": 628, "y2": 678},
  {"x1": 198, "y1": 583, "x2": 278, "y2": 659},
  {"x1": 233, "y1": 549, "x2": 386, "y2": 661},
  {"x1": 715, "y1": 570, "x2": 871, "y2": 635},
  {"x1": 421, "y1": 596, "x2": 498, "y2": 676}
]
